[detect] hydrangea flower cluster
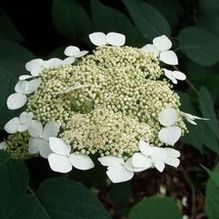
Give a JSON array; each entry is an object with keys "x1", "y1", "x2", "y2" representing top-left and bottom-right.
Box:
[{"x1": 1, "y1": 32, "x2": 206, "y2": 183}]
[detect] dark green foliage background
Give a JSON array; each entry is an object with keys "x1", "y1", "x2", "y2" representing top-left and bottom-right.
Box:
[{"x1": 0, "y1": 0, "x2": 219, "y2": 218}]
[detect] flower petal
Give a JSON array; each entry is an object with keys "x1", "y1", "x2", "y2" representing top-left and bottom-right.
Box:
[
  {"x1": 19, "y1": 75, "x2": 34, "y2": 80},
  {"x1": 49, "y1": 137, "x2": 71, "y2": 155},
  {"x1": 25, "y1": 58, "x2": 44, "y2": 72},
  {"x1": 158, "y1": 126, "x2": 181, "y2": 146},
  {"x1": 69, "y1": 154, "x2": 94, "y2": 170},
  {"x1": 38, "y1": 140, "x2": 52, "y2": 158},
  {"x1": 106, "y1": 32, "x2": 126, "y2": 46},
  {"x1": 98, "y1": 156, "x2": 123, "y2": 167},
  {"x1": 29, "y1": 137, "x2": 51, "y2": 158},
  {"x1": 160, "y1": 50, "x2": 178, "y2": 65},
  {"x1": 28, "y1": 137, "x2": 40, "y2": 154},
  {"x1": 153, "y1": 35, "x2": 172, "y2": 51},
  {"x1": 89, "y1": 32, "x2": 107, "y2": 46},
  {"x1": 48, "y1": 153, "x2": 72, "y2": 173},
  {"x1": 4, "y1": 117, "x2": 20, "y2": 133},
  {"x1": 138, "y1": 140, "x2": 152, "y2": 155},
  {"x1": 63, "y1": 57, "x2": 75, "y2": 65},
  {"x1": 159, "y1": 107, "x2": 178, "y2": 127},
  {"x1": 28, "y1": 120, "x2": 43, "y2": 137},
  {"x1": 141, "y1": 44, "x2": 160, "y2": 57},
  {"x1": 7, "y1": 93, "x2": 27, "y2": 110},
  {"x1": 106, "y1": 165, "x2": 134, "y2": 183},
  {"x1": 24, "y1": 79, "x2": 41, "y2": 94},
  {"x1": 164, "y1": 157, "x2": 180, "y2": 168},
  {"x1": 45, "y1": 58, "x2": 63, "y2": 68},
  {"x1": 75, "y1": 50, "x2": 88, "y2": 58},
  {"x1": 125, "y1": 158, "x2": 149, "y2": 172},
  {"x1": 64, "y1": 46, "x2": 80, "y2": 57},
  {"x1": 19, "y1": 111, "x2": 33, "y2": 123},
  {"x1": 154, "y1": 160, "x2": 165, "y2": 172},
  {"x1": 15, "y1": 80, "x2": 28, "y2": 93},
  {"x1": 164, "y1": 148, "x2": 180, "y2": 158},
  {"x1": 173, "y1": 71, "x2": 186, "y2": 81},
  {"x1": 0, "y1": 141, "x2": 7, "y2": 150},
  {"x1": 163, "y1": 69, "x2": 177, "y2": 84},
  {"x1": 132, "y1": 152, "x2": 153, "y2": 169},
  {"x1": 43, "y1": 121, "x2": 60, "y2": 140},
  {"x1": 180, "y1": 112, "x2": 209, "y2": 125}
]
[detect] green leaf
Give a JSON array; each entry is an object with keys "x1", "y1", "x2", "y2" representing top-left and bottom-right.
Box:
[
  {"x1": 13, "y1": 178, "x2": 111, "y2": 218},
  {"x1": 52, "y1": 0, "x2": 92, "y2": 39},
  {"x1": 178, "y1": 27, "x2": 219, "y2": 66},
  {"x1": 110, "y1": 182, "x2": 131, "y2": 205},
  {"x1": 91, "y1": 0, "x2": 141, "y2": 45},
  {"x1": 206, "y1": 171, "x2": 219, "y2": 219},
  {"x1": 129, "y1": 197, "x2": 181, "y2": 219},
  {"x1": 11, "y1": 195, "x2": 49, "y2": 219},
  {"x1": 0, "y1": 9, "x2": 24, "y2": 43},
  {"x1": 147, "y1": 0, "x2": 182, "y2": 28},
  {"x1": 0, "y1": 37, "x2": 35, "y2": 62},
  {"x1": 122, "y1": 0, "x2": 171, "y2": 41},
  {"x1": 197, "y1": 13, "x2": 219, "y2": 37},
  {"x1": 199, "y1": 0, "x2": 219, "y2": 12},
  {"x1": 0, "y1": 59, "x2": 25, "y2": 129},
  {"x1": 199, "y1": 87, "x2": 219, "y2": 139},
  {"x1": 0, "y1": 150, "x2": 29, "y2": 218}
]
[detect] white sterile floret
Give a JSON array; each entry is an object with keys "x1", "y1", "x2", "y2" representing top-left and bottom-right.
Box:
[
  {"x1": 0, "y1": 141, "x2": 7, "y2": 150},
  {"x1": 142, "y1": 35, "x2": 178, "y2": 65},
  {"x1": 4, "y1": 111, "x2": 33, "y2": 134},
  {"x1": 131, "y1": 140, "x2": 180, "y2": 172},
  {"x1": 20, "y1": 58, "x2": 45, "y2": 80},
  {"x1": 98, "y1": 156, "x2": 134, "y2": 183},
  {"x1": 64, "y1": 46, "x2": 88, "y2": 58},
  {"x1": 7, "y1": 79, "x2": 41, "y2": 110},
  {"x1": 89, "y1": 32, "x2": 126, "y2": 47},
  {"x1": 63, "y1": 46, "x2": 88, "y2": 65},
  {"x1": 163, "y1": 68, "x2": 186, "y2": 84},
  {"x1": 180, "y1": 112, "x2": 209, "y2": 125},
  {"x1": 48, "y1": 137, "x2": 94, "y2": 173},
  {"x1": 28, "y1": 120, "x2": 60, "y2": 158},
  {"x1": 20, "y1": 58, "x2": 67, "y2": 80},
  {"x1": 158, "y1": 107, "x2": 181, "y2": 146}
]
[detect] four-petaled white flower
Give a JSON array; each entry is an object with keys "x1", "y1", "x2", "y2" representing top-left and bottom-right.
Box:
[
  {"x1": 4, "y1": 111, "x2": 33, "y2": 134},
  {"x1": 0, "y1": 141, "x2": 7, "y2": 150},
  {"x1": 158, "y1": 107, "x2": 181, "y2": 146},
  {"x1": 19, "y1": 59, "x2": 45, "y2": 80},
  {"x1": 89, "y1": 32, "x2": 126, "y2": 47},
  {"x1": 64, "y1": 46, "x2": 88, "y2": 64},
  {"x1": 19, "y1": 57, "x2": 73, "y2": 80},
  {"x1": 48, "y1": 137, "x2": 94, "y2": 173},
  {"x1": 180, "y1": 111, "x2": 208, "y2": 125},
  {"x1": 163, "y1": 68, "x2": 186, "y2": 84},
  {"x1": 7, "y1": 79, "x2": 41, "y2": 110},
  {"x1": 142, "y1": 35, "x2": 178, "y2": 65},
  {"x1": 131, "y1": 140, "x2": 180, "y2": 172},
  {"x1": 98, "y1": 156, "x2": 135, "y2": 183},
  {"x1": 28, "y1": 120, "x2": 60, "y2": 158}
]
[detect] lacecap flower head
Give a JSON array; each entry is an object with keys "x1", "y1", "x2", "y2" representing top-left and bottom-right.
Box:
[{"x1": 2, "y1": 32, "x2": 207, "y2": 183}]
